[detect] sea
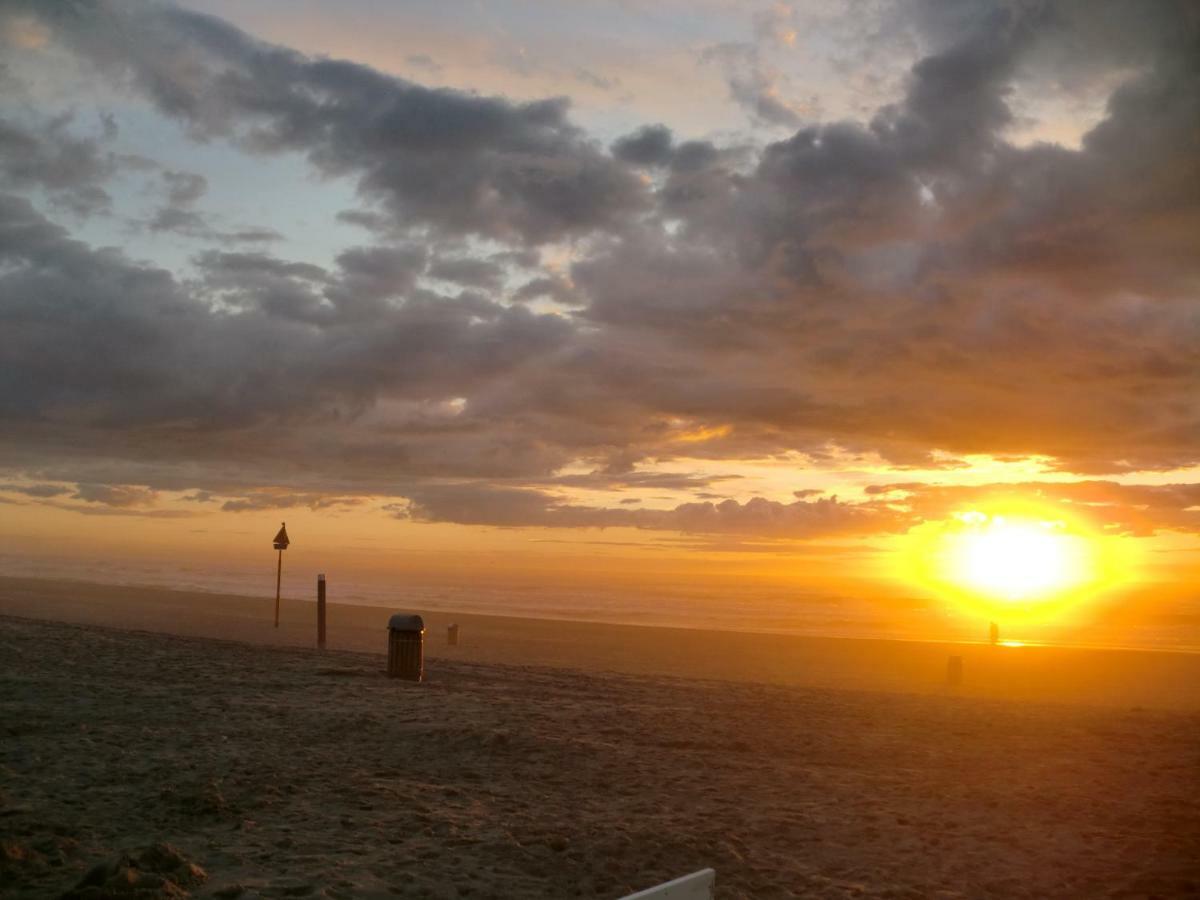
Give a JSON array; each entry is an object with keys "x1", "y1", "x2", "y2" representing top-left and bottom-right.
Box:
[{"x1": 0, "y1": 549, "x2": 1195, "y2": 653}]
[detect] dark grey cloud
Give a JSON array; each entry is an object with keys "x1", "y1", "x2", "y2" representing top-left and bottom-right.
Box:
[
  {"x1": 0, "y1": 192, "x2": 568, "y2": 460},
  {"x1": 399, "y1": 476, "x2": 1200, "y2": 540},
  {"x1": 220, "y1": 492, "x2": 365, "y2": 512},
  {"x1": 148, "y1": 205, "x2": 204, "y2": 233},
  {"x1": 401, "y1": 482, "x2": 909, "y2": 539},
  {"x1": 195, "y1": 248, "x2": 331, "y2": 321},
  {"x1": 219, "y1": 226, "x2": 282, "y2": 244},
  {"x1": 547, "y1": 469, "x2": 739, "y2": 492},
  {"x1": 0, "y1": 482, "x2": 72, "y2": 498},
  {"x1": 0, "y1": 113, "x2": 116, "y2": 216},
  {"x1": 428, "y1": 256, "x2": 505, "y2": 292},
  {"x1": 335, "y1": 208, "x2": 392, "y2": 233},
  {"x1": 148, "y1": 168, "x2": 205, "y2": 232},
  {"x1": 326, "y1": 245, "x2": 428, "y2": 317},
  {"x1": 569, "y1": 0, "x2": 1200, "y2": 474},
  {"x1": 510, "y1": 275, "x2": 579, "y2": 306},
  {"x1": 611, "y1": 124, "x2": 674, "y2": 167},
  {"x1": 43, "y1": 503, "x2": 194, "y2": 519},
  {"x1": 72, "y1": 482, "x2": 157, "y2": 507},
  {"x1": 161, "y1": 169, "x2": 206, "y2": 207},
  {"x1": 489, "y1": 248, "x2": 540, "y2": 269},
  {"x1": 147, "y1": 168, "x2": 280, "y2": 243}
]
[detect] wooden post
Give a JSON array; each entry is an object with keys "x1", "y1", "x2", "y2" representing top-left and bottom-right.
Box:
[
  {"x1": 317, "y1": 574, "x2": 327, "y2": 650},
  {"x1": 447, "y1": 623, "x2": 459, "y2": 646},
  {"x1": 274, "y1": 549, "x2": 282, "y2": 628}
]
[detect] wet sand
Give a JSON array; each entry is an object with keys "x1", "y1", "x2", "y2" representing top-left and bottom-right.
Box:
[
  {"x1": 2, "y1": 613, "x2": 1198, "y2": 898},
  {"x1": 1, "y1": 575, "x2": 1199, "y2": 710}
]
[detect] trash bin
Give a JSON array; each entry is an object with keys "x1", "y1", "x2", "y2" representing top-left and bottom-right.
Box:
[
  {"x1": 387, "y1": 614, "x2": 425, "y2": 681},
  {"x1": 447, "y1": 623, "x2": 459, "y2": 646}
]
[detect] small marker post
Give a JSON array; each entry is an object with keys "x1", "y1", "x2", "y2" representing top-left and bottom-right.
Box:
[{"x1": 271, "y1": 522, "x2": 290, "y2": 628}]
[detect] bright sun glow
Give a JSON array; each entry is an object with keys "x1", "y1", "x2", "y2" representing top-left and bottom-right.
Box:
[
  {"x1": 896, "y1": 501, "x2": 1139, "y2": 630},
  {"x1": 951, "y1": 514, "x2": 1086, "y2": 601}
]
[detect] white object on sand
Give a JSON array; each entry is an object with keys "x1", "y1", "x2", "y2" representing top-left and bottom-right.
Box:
[{"x1": 620, "y1": 868, "x2": 715, "y2": 900}]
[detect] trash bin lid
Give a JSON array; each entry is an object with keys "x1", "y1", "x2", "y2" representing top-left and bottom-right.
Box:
[{"x1": 388, "y1": 613, "x2": 425, "y2": 632}]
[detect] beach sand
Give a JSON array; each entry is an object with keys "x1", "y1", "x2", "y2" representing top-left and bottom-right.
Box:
[
  {"x1": 1, "y1": 576, "x2": 1199, "y2": 711},
  {"x1": 2, "y1": 579, "x2": 1199, "y2": 898}
]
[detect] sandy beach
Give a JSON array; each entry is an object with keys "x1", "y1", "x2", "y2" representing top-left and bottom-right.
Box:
[
  {"x1": 2, "y1": 580, "x2": 1199, "y2": 898},
  {"x1": 1, "y1": 576, "x2": 1199, "y2": 711}
]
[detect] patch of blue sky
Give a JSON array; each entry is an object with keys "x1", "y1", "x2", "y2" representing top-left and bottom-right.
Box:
[{"x1": 75, "y1": 103, "x2": 368, "y2": 276}]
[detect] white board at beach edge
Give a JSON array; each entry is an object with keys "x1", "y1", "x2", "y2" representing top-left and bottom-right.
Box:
[{"x1": 619, "y1": 868, "x2": 715, "y2": 900}]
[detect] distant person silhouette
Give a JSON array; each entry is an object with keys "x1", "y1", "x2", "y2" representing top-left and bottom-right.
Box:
[{"x1": 989, "y1": 621, "x2": 999, "y2": 645}]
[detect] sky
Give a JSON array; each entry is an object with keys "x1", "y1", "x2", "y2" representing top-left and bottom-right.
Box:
[{"x1": 0, "y1": 0, "x2": 1197, "y2": 645}]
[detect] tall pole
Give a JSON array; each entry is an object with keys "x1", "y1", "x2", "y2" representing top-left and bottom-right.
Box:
[
  {"x1": 275, "y1": 548, "x2": 282, "y2": 628},
  {"x1": 271, "y1": 522, "x2": 290, "y2": 629}
]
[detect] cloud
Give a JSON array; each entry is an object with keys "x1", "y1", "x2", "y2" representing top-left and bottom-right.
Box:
[
  {"x1": 401, "y1": 482, "x2": 908, "y2": 538},
  {"x1": 571, "y1": 1, "x2": 1200, "y2": 473},
  {"x1": 0, "y1": 482, "x2": 72, "y2": 498},
  {"x1": 399, "y1": 475, "x2": 1200, "y2": 540},
  {"x1": 18, "y1": 0, "x2": 647, "y2": 245},
  {"x1": 220, "y1": 492, "x2": 365, "y2": 512},
  {"x1": 611, "y1": 125, "x2": 674, "y2": 167},
  {"x1": 145, "y1": 168, "x2": 280, "y2": 243},
  {"x1": 574, "y1": 68, "x2": 618, "y2": 91},
  {"x1": 0, "y1": 188, "x2": 576, "y2": 489},
  {"x1": 71, "y1": 482, "x2": 157, "y2": 507},
  {"x1": 866, "y1": 480, "x2": 1200, "y2": 537},
  {"x1": 702, "y1": 42, "x2": 807, "y2": 128},
  {"x1": 405, "y1": 53, "x2": 442, "y2": 75},
  {"x1": 0, "y1": 0, "x2": 1196, "y2": 537},
  {"x1": 0, "y1": 113, "x2": 117, "y2": 216},
  {"x1": 48, "y1": 502, "x2": 193, "y2": 519},
  {"x1": 510, "y1": 274, "x2": 579, "y2": 306},
  {"x1": 1, "y1": 12, "x2": 49, "y2": 50},
  {"x1": 428, "y1": 256, "x2": 505, "y2": 292},
  {"x1": 161, "y1": 169, "x2": 207, "y2": 208}
]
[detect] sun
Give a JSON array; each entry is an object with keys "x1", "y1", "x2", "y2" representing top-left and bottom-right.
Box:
[
  {"x1": 949, "y1": 514, "x2": 1087, "y2": 601},
  {"x1": 896, "y1": 501, "x2": 1138, "y2": 629}
]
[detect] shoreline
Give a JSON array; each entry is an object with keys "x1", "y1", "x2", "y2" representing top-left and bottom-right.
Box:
[
  {"x1": 1, "y1": 568, "x2": 1194, "y2": 655},
  {"x1": 3, "y1": 574, "x2": 1199, "y2": 710}
]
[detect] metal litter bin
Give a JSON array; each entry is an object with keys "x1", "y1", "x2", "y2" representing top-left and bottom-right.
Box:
[{"x1": 387, "y1": 614, "x2": 425, "y2": 681}]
